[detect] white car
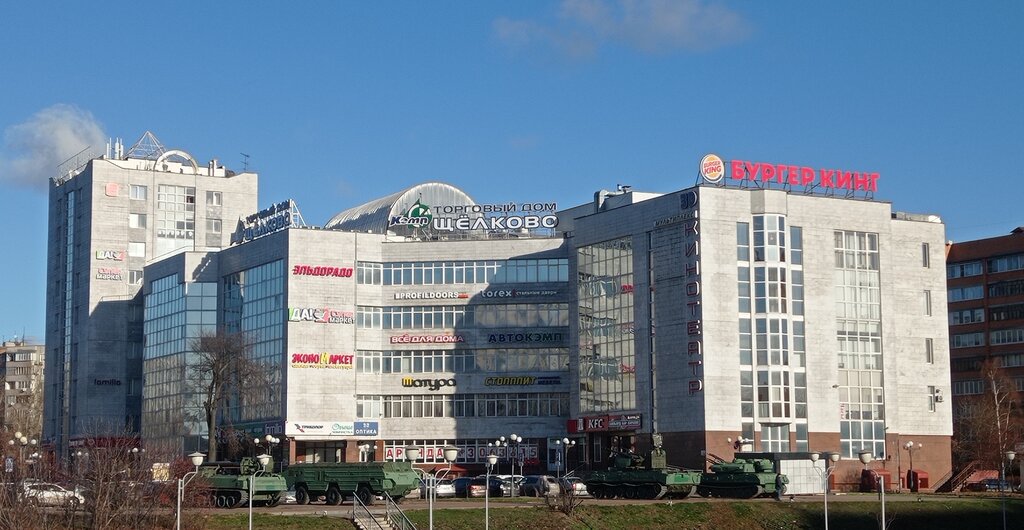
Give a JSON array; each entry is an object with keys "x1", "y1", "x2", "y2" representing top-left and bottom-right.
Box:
[{"x1": 23, "y1": 483, "x2": 85, "y2": 507}]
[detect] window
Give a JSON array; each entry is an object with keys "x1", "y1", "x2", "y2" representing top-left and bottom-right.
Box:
[
  {"x1": 923, "y1": 290, "x2": 932, "y2": 316},
  {"x1": 952, "y1": 380, "x2": 984, "y2": 395},
  {"x1": 129, "y1": 270, "x2": 144, "y2": 284},
  {"x1": 925, "y1": 338, "x2": 934, "y2": 364},
  {"x1": 207, "y1": 218, "x2": 222, "y2": 234},
  {"x1": 130, "y1": 185, "x2": 147, "y2": 200},
  {"x1": 129, "y1": 213, "x2": 147, "y2": 229},
  {"x1": 128, "y1": 242, "x2": 146, "y2": 258},
  {"x1": 921, "y1": 243, "x2": 930, "y2": 267},
  {"x1": 990, "y1": 303, "x2": 1024, "y2": 322},
  {"x1": 989, "y1": 279, "x2": 1024, "y2": 298},
  {"x1": 948, "y1": 285, "x2": 984, "y2": 302},
  {"x1": 952, "y1": 332, "x2": 985, "y2": 348},
  {"x1": 990, "y1": 328, "x2": 1024, "y2": 346},
  {"x1": 989, "y1": 253, "x2": 1024, "y2": 273},
  {"x1": 928, "y1": 386, "x2": 937, "y2": 412},
  {"x1": 206, "y1": 191, "x2": 222, "y2": 206},
  {"x1": 947, "y1": 261, "x2": 982, "y2": 278},
  {"x1": 950, "y1": 308, "x2": 984, "y2": 325}
]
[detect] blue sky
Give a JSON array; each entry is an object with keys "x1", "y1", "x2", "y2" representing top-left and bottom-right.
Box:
[{"x1": 1, "y1": 1, "x2": 1021, "y2": 342}]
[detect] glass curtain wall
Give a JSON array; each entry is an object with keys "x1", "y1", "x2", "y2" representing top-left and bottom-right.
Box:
[{"x1": 577, "y1": 237, "x2": 636, "y2": 414}]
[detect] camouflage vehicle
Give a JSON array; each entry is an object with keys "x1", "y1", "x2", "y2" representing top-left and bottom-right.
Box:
[
  {"x1": 584, "y1": 434, "x2": 702, "y2": 500},
  {"x1": 697, "y1": 457, "x2": 788, "y2": 499},
  {"x1": 283, "y1": 461, "x2": 419, "y2": 505},
  {"x1": 196, "y1": 456, "x2": 288, "y2": 508}
]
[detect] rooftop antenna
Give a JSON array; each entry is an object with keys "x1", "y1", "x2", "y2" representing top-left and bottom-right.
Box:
[{"x1": 240, "y1": 152, "x2": 251, "y2": 172}]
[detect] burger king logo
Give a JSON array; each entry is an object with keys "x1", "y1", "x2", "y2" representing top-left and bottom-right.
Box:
[{"x1": 700, "y1": 154, "x2": 725, "y2": 183}]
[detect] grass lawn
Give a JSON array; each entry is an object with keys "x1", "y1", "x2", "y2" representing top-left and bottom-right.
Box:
[{"x1": 206, "y1": 497, "x2": 1024, "y2": 530}]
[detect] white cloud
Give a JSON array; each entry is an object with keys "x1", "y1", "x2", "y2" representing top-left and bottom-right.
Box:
[
  {"x1": 495, "y1": 0, "x2": 750, "y2": 58},
  {"x1": 0, "y1": 104, "x2": 106, "y2": 191}
]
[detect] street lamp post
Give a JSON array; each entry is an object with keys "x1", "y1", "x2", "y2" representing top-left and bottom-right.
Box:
[
  {"x1": 358, "y1": 443, "x2": 373, "y2": 462},
  {"x1": 485, "y1": 453, "x2": 498, "y2": 530},
  {"x1": 555, "y1": 438, "x2": 576, "y2": 479},
  {"x1": 406, "y1": 445, "x2": 458, "y2": 530},
  {"x1": 809, "y1": 452, "x2": 841, "y2": 530},
  {"x1": 176, "y1": 452, "x2": 207, "y2": 530},
  {"x1": 903, "y1": 441, "x2": 922, "y2": 491},
  {"x1": 859, "y1": 451, "x2": 885, "y2": 530},
  {"x1": 1002, "y1": 450, "x2": 1017, "y2": 530},
  {"x1": 248, "y1": 453, "x2": 271, "y2": 530},
  {"x1": 508, "y1": 434, "x2": 522, "y2": 496}
]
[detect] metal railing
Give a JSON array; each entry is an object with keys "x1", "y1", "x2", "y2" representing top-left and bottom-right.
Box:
[
  {"x1": 352, "y1": 494, "x2": 386, "y2": 530},
  {"x1": 937, "y1": 460, "x2": 980, "y2": 493},
  {"x1": 383, "y1": 492, "x2": 417, "y2": 530}
]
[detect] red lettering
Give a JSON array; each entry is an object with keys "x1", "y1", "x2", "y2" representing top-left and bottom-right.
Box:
[
  {"x1": 761, "y1": 163, "x2": 775, "y2": 182},
  {"x1": 869, "y1": 173, "x2": 879, "y2": 192},
  {"x1": 820, "y1": 169, "x2": 835, "y2": 187},
  {"x1": 744, "y1": 161, "x2": 758, "y2": 180},
  {"x1": 801, "y1": 167, "x2": 815, "y2": 185},
  {"x1": 732, "y1": 160, "x2": 747, "y2": 180},
  {"x1": 854, "y1": 172, "x2": 869, "y2": 190},
  {"x1": 787, "y1": 165, "x2": 800, "y2": 185},
  {"x1": 837, "y1": 171, "x2": 852, "y2": 189}
]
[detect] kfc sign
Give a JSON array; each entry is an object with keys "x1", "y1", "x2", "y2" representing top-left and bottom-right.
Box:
[{"x1": 568, "y1": 414, "x2": 643, "y2": 433}]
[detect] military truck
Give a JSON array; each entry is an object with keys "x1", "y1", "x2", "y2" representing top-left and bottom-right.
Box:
[
  {"x1": 196, "y1": 456, "x2": 288, "y2": 508},
  {"x1": 283, "y1": 461, "x2": 419, "y2": 505}
]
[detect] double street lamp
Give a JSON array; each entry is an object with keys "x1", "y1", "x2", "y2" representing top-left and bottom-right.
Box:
[
  {"x1": 176, "y1": 452, "x2": 206, "y2": 530},
  {"x1": 406, "y1": 445, "x2": 458, "y2": 530},
  {"x1": 248, "y1": 453, "x2": 272, "y2": 530},
  {"x1": 858, "y1": 451, "x2": 886, "y2": 530},
  {"x1": 809, "y1": 452, "x2": 841, "y2": 530},
  {"x1": 555, "y1": 438, "x2": 576, "y2": 479},
  {"x1": 484, "y1": 453, "x2": 498, "y2": 530}
]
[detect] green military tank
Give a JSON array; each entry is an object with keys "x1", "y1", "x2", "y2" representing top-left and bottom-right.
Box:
[
  {"x1": 283, "y1": 461, "x2": 419, "y2": 505},
  {"x1": 697, "y1": 457, "x2": 787, "y2": 499},
  {"x1": 584, "y1": 434, "x2": 702, "y2": 500},
  {"x1": 197, "y1": 456, "x2": 288, "y2": 508}
]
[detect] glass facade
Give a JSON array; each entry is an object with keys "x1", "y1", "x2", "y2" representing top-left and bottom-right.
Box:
[
  {"x1": 223, "y1": 260, "x2": 286, "y2": 426},
  {"x1": 357, "y1": 259, "x2": 568, "y2": 285},
  {"x1": 356, "y1": 348, "x2": 569, "y2": 374},
  {"x1": 142, "y1": 274, "x2": 218, "y2": 451},
  {"x1": 834, "y1": 230, "x2": 886, "y2": 459},
  {"x1": 155, "y1": 185, "x2": 196, "y2": 256},
  {"x1": 737, "y1": 216, "x2": 807, "y2": 451},
  {"x1": 577, "y1": 237, "x2": 636, "y2": 414},
  {"x1": 356, "y1": 304, "x2": 568, "y2": 329},
  {"x1": 356, "y1": 393, "x2": 569, "y2": 419}
]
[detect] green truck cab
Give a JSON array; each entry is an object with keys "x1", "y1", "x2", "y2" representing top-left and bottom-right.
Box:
[{"x1": 283, "y1": 461, "x2": 419, "y2": 505}]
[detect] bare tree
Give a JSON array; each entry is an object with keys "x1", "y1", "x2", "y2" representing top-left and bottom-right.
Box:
[
  {"x1": 953, "y1": 359, "x2": 1024, "y2": 469},
  {"x1": 188, "y1": 329, "x2": 270, "y2": 462}
]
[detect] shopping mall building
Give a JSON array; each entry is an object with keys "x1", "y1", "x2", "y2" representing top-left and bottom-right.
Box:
[{"x1": 136, "y1": 155, "x2": 953, "y2": 490}]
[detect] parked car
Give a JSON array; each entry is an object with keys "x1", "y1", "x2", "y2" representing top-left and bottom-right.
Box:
[
  {"x1": 560, "y1": 477, "x2": 589, "y2": 497},
  {"x1": 519, "y1": 475, "x2": 560, "y2": 497},
  {"x1": 420, "y1": 479, "x2": 456, "y2": 499},
  {"x1": 475, "y1": 476, "x2": 511, "y2": 497},
  {"x1": 452, "y1": 477, "x2": 475, "y2": 498},
  {"x1": 965, "y1": 479, "x2": 1012, "y2": 492},
  {"x1": 23, "y1": 483, "x2": 85, "y2": 507}
]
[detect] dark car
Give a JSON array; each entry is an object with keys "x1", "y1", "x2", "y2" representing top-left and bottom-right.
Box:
[
  {"x1": 966, "y1": 479, "x2": 1012, "y2": 492},
  {"x1": 452, "y1": 477, "x2": 473, "y2": 497},
  {"x1": 475, "y1": 476, "x2": 510, "y2": 497}
]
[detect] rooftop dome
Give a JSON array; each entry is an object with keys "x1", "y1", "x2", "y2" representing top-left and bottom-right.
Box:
[{"x1": 324, "y1": 182, "x2": 477, "y2": 235}]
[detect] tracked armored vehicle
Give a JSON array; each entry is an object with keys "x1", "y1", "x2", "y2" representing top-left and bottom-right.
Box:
[
  {"x1": 584, "y1": 434, "x2": 702, "y2": 500},
  {"x1": 697, "y1": 457, "x2": 787, "y2": 499},
  {"x1": 196, "y1": 456, "x2": 288, "y2": 508}
]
